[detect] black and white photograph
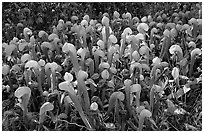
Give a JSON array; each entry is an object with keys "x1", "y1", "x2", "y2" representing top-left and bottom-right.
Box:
[{"x1": 1, "y1": 1, "x2": 202, "y2": 131}]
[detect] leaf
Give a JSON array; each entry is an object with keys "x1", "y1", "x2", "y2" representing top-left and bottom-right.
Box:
[
  {"x1": 101, "y1": 69, "x2": 110, "y2": 79},
  {"x1": 14, "y1": 86, "x2": 31, "y2": 113},
  {"x1": 172, "y1": 67, "x2": 179, "y2": 80},
  {"x1": 64, "y1": 72, "x2": 73, "y2": 82},
  {"x1": 90, "y1": 102, "x2": 98, "y2": 111}
]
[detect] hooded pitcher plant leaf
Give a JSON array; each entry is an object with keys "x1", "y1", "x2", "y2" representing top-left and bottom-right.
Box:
[
  {"x1": 21, "y1": 53, "x2": 32, "y2": 64},
  {"x1": 64, "y1": 72, "x2": 73, "y2": 83},
  {"x1": 85, "y1": 58, "x2": 95, "y2": 76},
  {"x1": 23, "y1": 27, "x2": 32, "y2": 42},
  {"x1": 172, "y1": 67, "x2": 179, "y2": 80},
  {"x1": 138, "y1": 109, "x2": 152, "y2": 131},
  {"x1": 39, "y1": 102, "x2": 54, "y2": 124},
  {"x1": 107, "y1": 91, "x2": 125, "y2": 115},
  {"x1": 14, "y1": 86, "x2": 31, "y2": 115},
  {"x1": 25, "y1": 60, "x2": 43, "y2": 94},
  {"x1": 2, "y1": 64, "x2": 10, "y2": 76},
  {"x1": 101, "y1": 69, "x2": 110, "y2": 80},
  {"x1": 5, "y1": 44, "x2": 17, "y2": 57},
  {"x1": 108, "y1": 45, "x2": 117, "y2": 65},
  {"x1": 62, "y1": 43, "x2": 80, "y2": 75},
  {"x1": 77, "y1": 70, "x2": 90, "y2": 112},
  {"x1": 131, "y1": 84, "x2": 141, "y2": 107},
  {"x1": 58, "y1": 81, "x2": 93, "y2": 130},
  {"x1": 124, "y1": 79, "x2": 133, "y2": 118},
  {"x1": 189, "y1": 48, "x2": 201, "y2": 77}
]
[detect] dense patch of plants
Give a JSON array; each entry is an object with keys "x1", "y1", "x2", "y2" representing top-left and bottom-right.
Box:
[{"x1": 2, "y1": 2, "x2": 202, "y2": 131}]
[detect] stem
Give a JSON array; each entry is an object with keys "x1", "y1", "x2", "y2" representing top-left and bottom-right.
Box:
[
  {"x1": 138, "y1": 116, "x2": 145, "y2": 131},
  {"x1": 150, "y1": 86, "x2": 154, "y2": 112},
  {"x1": 105, "y1": 25, "x2": 110, "y2": 51},
  {"x1": 30, "y1": 43, "x2": 37, "y2": 60},
  {"x1": 120, "y1": 34, "x2": 126, "y2": 58},
  {"x1": 125, "y1": 83, "x2": 132, "y2": 118},
  {"x1": 189, "y1": 55, "x2": 195, "y2": 77},
  {"x1": 77, "y1": 73, "x2": 90, "y2": 113},
  {"x1": 94, "y1": 54, "x2": 99, "y2": 73}
]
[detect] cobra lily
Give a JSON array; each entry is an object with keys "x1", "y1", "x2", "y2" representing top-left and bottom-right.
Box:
[
  {"x1": 138, "y1": 109, "x2": 152, "y2": 131},
  {"x1": 189, "y1": 17, "x2": 198, "y2": 39},
  {"x1": 39, "y1": 102, "x2": 54, "y2": 124},
  {"x1": 79, "y1": 20, "x2": 88, "y2": 48},
  {"x1": 14, "y1": 86, "x2": 31, "y2": 118},
  {"x1": 44, "y1": 62, "x2": 59, "y2": 92},
  {"x1": 128, "y1": 35, "x2": 140, "y2": 61},
  {"x1": 38, "y1": 30, "x2": 48, "y2": 42},
  {"x1": 62, "y1": 43, "x2": 80, "y2": 76},
  {"x1": 107, "y1": 45, "x2": 117, "y2": 65},
  {"x1": 59, "y1": 81, "x2": 93, "y2": 130},
  {"x1": 139, "y1": 44, "x2": 150, "y2": 65},
  {"x1": 92, "y1": 46, "x2": 105, "y2": 73},
  {"x1": 120, "y1": 27, "x2": 132, "y2": 57},
  {"x1": 169, "y1": 44, "x2": 183, "y2": 62},
  {"x1": 25, "y1": 60, "x2": 43, "y2": 95},
  {"x1": 189, "y1": 48, "x2": 201, "y2": 77},
  {"x1": 2, "y1": 64, "x2": 14, "y2": 92},
  {"x1": 5, "y1": 43, "x2": 17, "y2": 58},
  {"x1": 107, "y1": 91, "x2": 125, "y2": 115},
  {"x1": 23, "y1": 27, "x2": 32, "y2": 42},
  {"x1": 41, "y1": 42, "x2": 53, "y2": 62},
  {"x1": 77, "y1": 70, "x2": 90, "y2": 112},
  {"x1": 77, "y1": 47, "x2": 87, "y2": 70},
  {"x1": 131, "y1": 84, "x2": 141, "y2": 108},
  {"x1": 85, "y1": 58, "x2": 95, "y2": 76},
  {"x1": 124, "y1": 79, "x2": 132, "y2": 118},
  {"x1": 137, "y1": 23, "x2": 149, "y2": 35},
  {"x1": 159, "y1": 29, "x2": 171, "y2": 62},
  {"x1": 102, "y1": 16, "x2": 111, "y2": 50},
  {"x1": 113, "y1": 11, "x2": 120, "y2": 19},
  {"x1": 38, "y1": 59, "x2": 46, "y2": 87},
  {"x1": 21, "y1": 53, "x2": 32, "y2": 64}
]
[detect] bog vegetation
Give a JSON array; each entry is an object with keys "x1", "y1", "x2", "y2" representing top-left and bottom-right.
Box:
[{"x1": 2, "y1": 2, "x2": 202, "y2": 131}]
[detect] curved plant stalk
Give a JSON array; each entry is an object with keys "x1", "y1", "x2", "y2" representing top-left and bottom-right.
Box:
[
  {"x1": 159, "y1": 35, "x2": 171, "y2": 62},
  {"x1": 102, "y1": 16, "x2": 110, "y2": 51},
  {"x1": 130, "y1": 35, "x2": 140, "y2": 61},
  {"x1": 107, "y1": 45, "x2": 117, "y2": 66},
  {"x1": 119, "y1": 33, "x2": 126, "y2": 58},
  {"x1": 91, "y1": 96, "x2": 104, "y2": 111},
  {"x1": 25, "y1": 60, "x2": 43, "y2": 95},
  {"x1": 44, "y1": 63, "x2": 52, "y2": 89},
  {"x1": 59, "y1": 82, "x2": 93, "y2": 130},
  {"x1": 77, "y1": 70, "x2": 90, "y2": 112},
  {"x1": 93, "y1": 48, "x2": 105, "y2": 73},
  {"x1": 107, "y1": 91, "x2": 125, "y2": 116},
  {"x1": 124, "y1": 79, "x2": 132, "y2": 118},
  {"x1": 62, "y1": 43, "x2": 80, "y2": 76},
  {"x1": 189, "y1": 48, "x2": 201, "y2": 77},
  {"x1": 23, "y1": 27, "x2": 32, "y2": 42},
  {"x1": 29, "y1": 36, "x2": 38, "y2": 61},
  {"x1": 53, "y1": 38, "x2": 61, "y2": 55},
  {"x1": 39, "y1": 102, "x2": 54, "y2": 124},
  {"x1": 2, "y1": 64, "x2": 14, "y2": 92},
  {"x1": 41, "y1": 42, "x2": 52, "y2": 62},
  {"x1": 150, "y1": 85, "x2": 155, "y2": 113},
  {"x1": 77, "y1": 48, "x2": 86, "y2": 70},
  {"x1": 139, "y1": 45, "x2": 150, "y2": 65},
  {"x1": 50, "y1": 62, "x2": 59, "y2": 92},
  {"x1": 38, "y1": 59, "x2": 46, "y2": 89},
  {"x1": 138, "y1": 109, "x2": 152, "y2": 131},
  {"x1": 131, "y1": 84, "x2": 141, "y2": 108},
  {"x1": 14, "y1": 86, "x2": 31, "y2": 118},
  {"x1": 85, "y1": 58, "x2": 94, "y2": 76}
]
